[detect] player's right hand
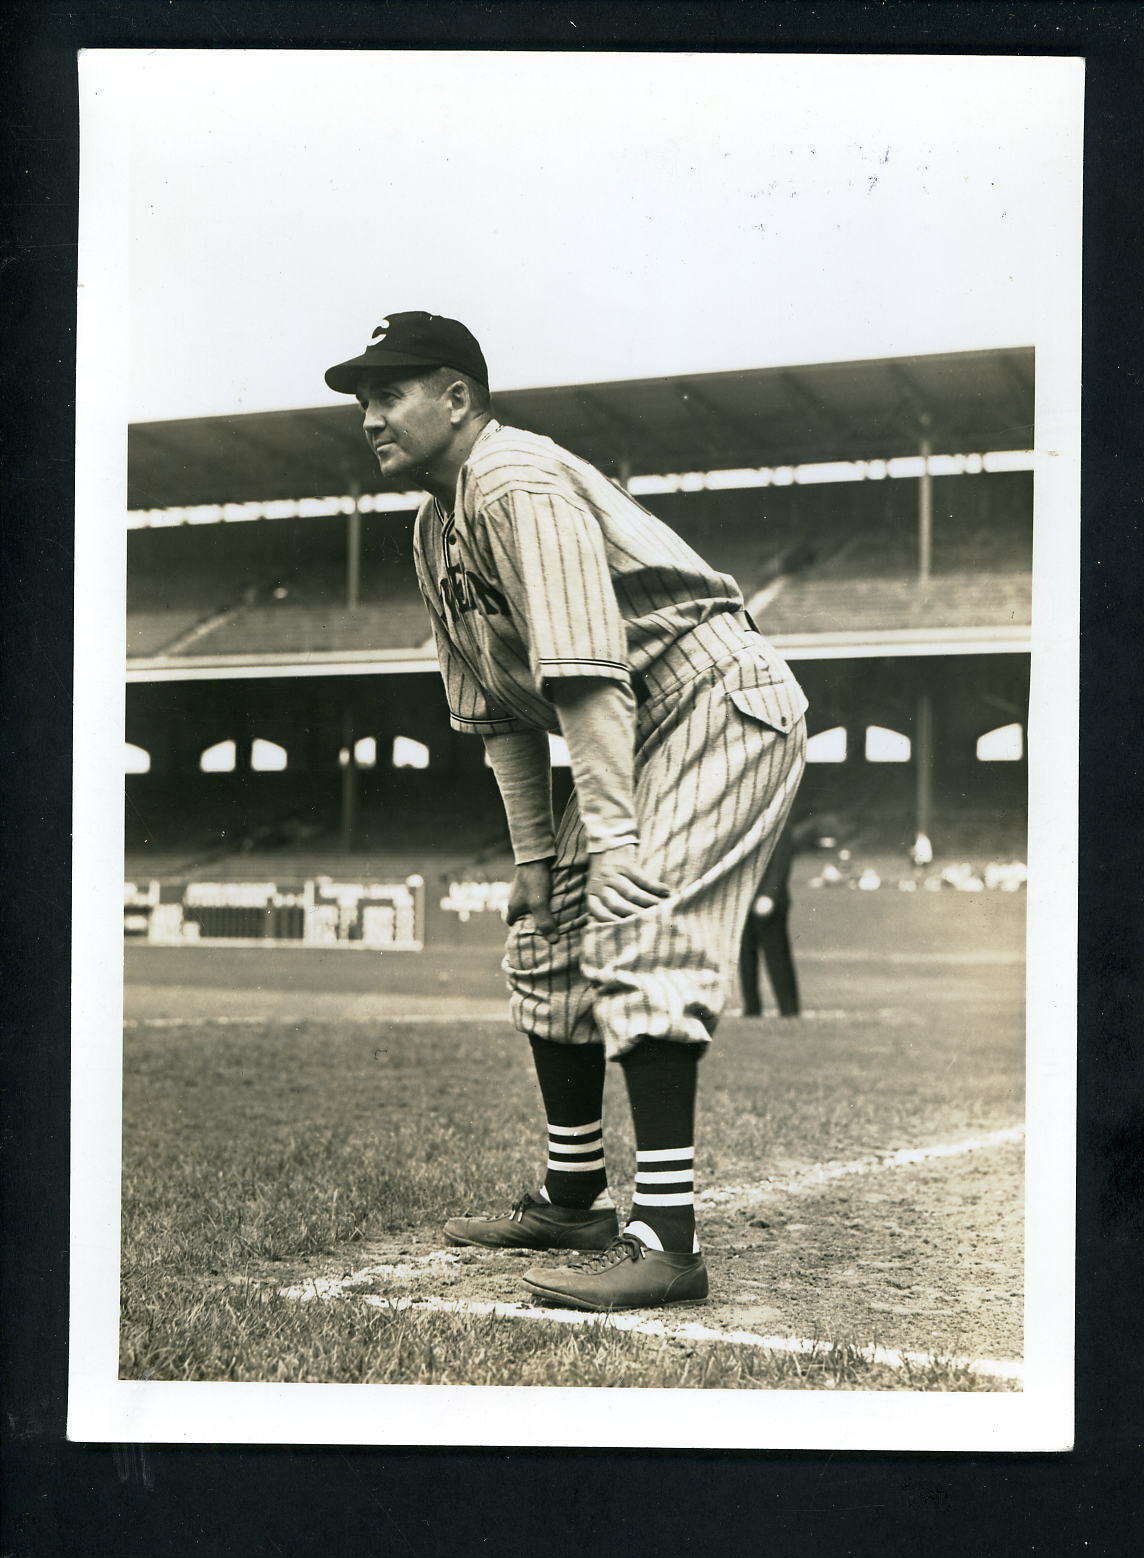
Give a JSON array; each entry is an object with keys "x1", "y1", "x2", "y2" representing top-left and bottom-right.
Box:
[
  {"x1": 587, "y1": 843, "x2": 672, "y2": 922},
  {"x1": 506, "y1": 858, "x2": 560, "y2": 943}
]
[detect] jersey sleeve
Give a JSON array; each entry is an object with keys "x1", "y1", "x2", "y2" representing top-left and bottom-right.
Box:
[
  {"x1": 414, "y1": 516, "x2": 526, "y2": 737},
  {"x1": 481, "y1": 486, "x2": 630, "y2": 691}
]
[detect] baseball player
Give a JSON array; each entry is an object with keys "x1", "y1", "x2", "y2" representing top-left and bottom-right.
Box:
[
  {"x1": 324, "y1": 311, "x2": 808, "y2": 1310},
  {"x1": 738, "y1": 818, "x2": 801, "y2": 1018}
]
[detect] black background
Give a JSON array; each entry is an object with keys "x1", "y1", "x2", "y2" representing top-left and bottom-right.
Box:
[{"x1": 3, "y1": 4, "x2": 1142, "y2": 1553}]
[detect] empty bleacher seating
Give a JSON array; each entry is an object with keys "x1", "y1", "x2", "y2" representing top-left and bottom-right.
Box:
[
  {"x1": 127, "y1": 509, "x2": 432, "y2": 658},
  {"x1": 756, "y1": 572, "x2": 1032, "y2": 635},
  {"x1": 127, "y1": 471, "x2": 1032, "y2": 660},
  {"x1": 182, "y1": 597, "x2": 430, "y2": 657},
  {"x1": 127, "y1": 610, "x2": 216, "y2": 657},
  {"x1": 125, "y1": 767, "x2": 510, "y2": 873},
  {"x1": 125, "y1": 845, "x2": 494, "y2": 882}
]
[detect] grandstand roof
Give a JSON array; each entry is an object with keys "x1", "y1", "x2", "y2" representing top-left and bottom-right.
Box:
[{"x1": 128, "y1": 348, "x2": 1034, "y2": 509}]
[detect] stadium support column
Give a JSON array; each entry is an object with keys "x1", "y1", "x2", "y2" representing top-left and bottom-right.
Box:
[
  {"x1": 914, "y1": 435, "x2": 934, "y2": 850},
  {"x1": 915, "y1": 689, "x2": 934, "y2": 849},
  {"x1": 347, "y1": 483, "x2": 361, "y2": 610},
  {"x1": 918, "y1": 437, "x2": 932, "y2": 585},
  {"x1": 340, "y1": 705, "x2": 358, "y2": 853}
]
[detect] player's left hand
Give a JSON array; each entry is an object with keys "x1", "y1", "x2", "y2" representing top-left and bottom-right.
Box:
[
  {"x1": 506, "y1": 858, "x2": 560, "y2": 943},
  {"x1": 587, "y1": 843, "x2": 672, "y2": 921}
]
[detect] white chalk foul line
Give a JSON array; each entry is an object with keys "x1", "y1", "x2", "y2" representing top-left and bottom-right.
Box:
[
  {"x1": 280, "y1": 1250, "x2": 466, "y2": 1301},
  {"x1": 125, "y1": 1016, "x2": 267, "y2": 1028},
  {"x1": 697, "y1": 1125, "x2": 1025, "y2": 1207},
  {"x1": 359, "y1": 1294, "x2": 1023, "y2": 1384},
  {"x1": 276, "y1": 1124, "x2": 1026, "y2": 1379},
  {"x1": 799, "y1": 950, "x2": 1023, "y2": 966}
]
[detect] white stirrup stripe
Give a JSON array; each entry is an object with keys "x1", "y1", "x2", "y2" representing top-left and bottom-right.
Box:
[
  {"x1": 635, "y1": 1169, "x2": 695, "y2": 1184},
  {"x1": 547, "y1": 1156, "x2": 605, "y2": 1172},
  {"x1": 548, "y1": 1139, "x2": 606, "y2": 1155},
  {"x1": 636, "y1": 1146, "x2": 695, "y2": 1163},
  {"x1": 632, "y1": 1191, "x2": 694, "y2": 1207},
  {"x1": 549, "y1": 1120, "x2": 603, "y2": 1138}
]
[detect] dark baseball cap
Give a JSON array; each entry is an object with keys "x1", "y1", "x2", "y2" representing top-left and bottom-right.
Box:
[{"x1": 324, "y1": 311, "x2": 488, "y2": 394}]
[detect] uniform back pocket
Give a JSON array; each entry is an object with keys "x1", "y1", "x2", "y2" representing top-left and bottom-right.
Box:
[{"x1": 727, "y1": 684, "x2": 800, "y2": 735}]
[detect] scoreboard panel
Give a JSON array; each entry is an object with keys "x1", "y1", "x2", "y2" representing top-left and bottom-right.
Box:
[{"x1": 124, "y1": 875, "x2": 424, "y2": 950}]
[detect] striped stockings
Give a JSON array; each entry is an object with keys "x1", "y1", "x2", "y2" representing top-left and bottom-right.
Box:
[
  {"x1": 529, "y1": 1036, "x2": 611, "y2": 1210},
  {"x1": 619, "y1": 1038, "x2": 700, "y2": 1253}
]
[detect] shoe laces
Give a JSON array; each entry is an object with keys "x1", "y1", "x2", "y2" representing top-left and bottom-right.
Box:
[
  {"x1": 574, "y1": 1234, "x2": 646, "y2": 1272},
  {"x1": 463, "y1": 1193, "x2": 539, "y2": 1224}
]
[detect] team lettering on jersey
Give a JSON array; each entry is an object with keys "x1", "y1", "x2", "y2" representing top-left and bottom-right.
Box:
[
  {"x1": 438, "y1": 557, "x2": 510, "y2": 627},
  {"x1": 435, "y1": 514, "x2": 511, "y2": 627}
]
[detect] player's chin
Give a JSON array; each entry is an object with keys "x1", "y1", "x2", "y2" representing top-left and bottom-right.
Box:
[{"x1": 372, "y1": 445, "x2": 410, "y2": 475}]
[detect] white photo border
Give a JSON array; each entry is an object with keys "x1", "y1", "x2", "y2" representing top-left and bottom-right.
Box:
[{"x1": 69, "y1": 48, "x2": 1082, "y2": 1451}]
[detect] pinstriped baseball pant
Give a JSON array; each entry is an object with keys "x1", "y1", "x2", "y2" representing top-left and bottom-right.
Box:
[{"x1": 503, "y1": 647, "x2": 807, "y2": 1060}]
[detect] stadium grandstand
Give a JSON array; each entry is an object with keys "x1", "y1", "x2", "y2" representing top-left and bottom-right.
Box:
[{"x1": 124, "y1": 348, "x2": 1033, "y2": 950}]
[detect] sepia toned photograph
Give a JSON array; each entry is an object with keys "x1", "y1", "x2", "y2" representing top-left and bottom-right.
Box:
[{"x1": 70, "y1": 48, "x2": 1081, "y2": 1449}]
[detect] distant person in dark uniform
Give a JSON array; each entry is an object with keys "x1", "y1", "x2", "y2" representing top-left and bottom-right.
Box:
[{"x1": 738, "y1": 818, "x2": 800, "y2": 1018}]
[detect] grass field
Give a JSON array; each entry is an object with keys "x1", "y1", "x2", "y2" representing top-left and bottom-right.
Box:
[{"x1": 121, "y1": 886, "x2": 1026, "y2": 1391}]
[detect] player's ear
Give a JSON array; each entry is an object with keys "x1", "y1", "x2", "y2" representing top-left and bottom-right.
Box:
[{"x1": 446, "y1": 375, "x2": 473, "y2": 423}]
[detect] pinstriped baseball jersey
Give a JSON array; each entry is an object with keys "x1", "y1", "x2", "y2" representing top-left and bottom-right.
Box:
[
  {"x1": 412, "y1": 420, "x2": 805, "y2": 737},
  {"x1": 410, "y1": 414, "x2": 808, "y2": 1053}
]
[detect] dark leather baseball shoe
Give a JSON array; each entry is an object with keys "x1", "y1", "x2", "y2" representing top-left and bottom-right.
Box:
[
  {"x1": 443, "y1": 1192, "x2": 619, "y2": 1251},
  {"x1": 522, "y1": 1233, "x2": 709, "y2": 1311}
]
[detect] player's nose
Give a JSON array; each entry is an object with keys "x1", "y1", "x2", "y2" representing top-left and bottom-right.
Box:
[{"x1": 361, "y1": 399, "x2": 386, "y2": 433}]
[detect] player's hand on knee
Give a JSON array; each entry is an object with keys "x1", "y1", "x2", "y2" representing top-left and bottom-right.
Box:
[
  {"x1": 506, "y1": 858, "x2": 560, "y2": 943},
  {"x1": 587, "y1": 843, "x2": 671, "y2": 921}
]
